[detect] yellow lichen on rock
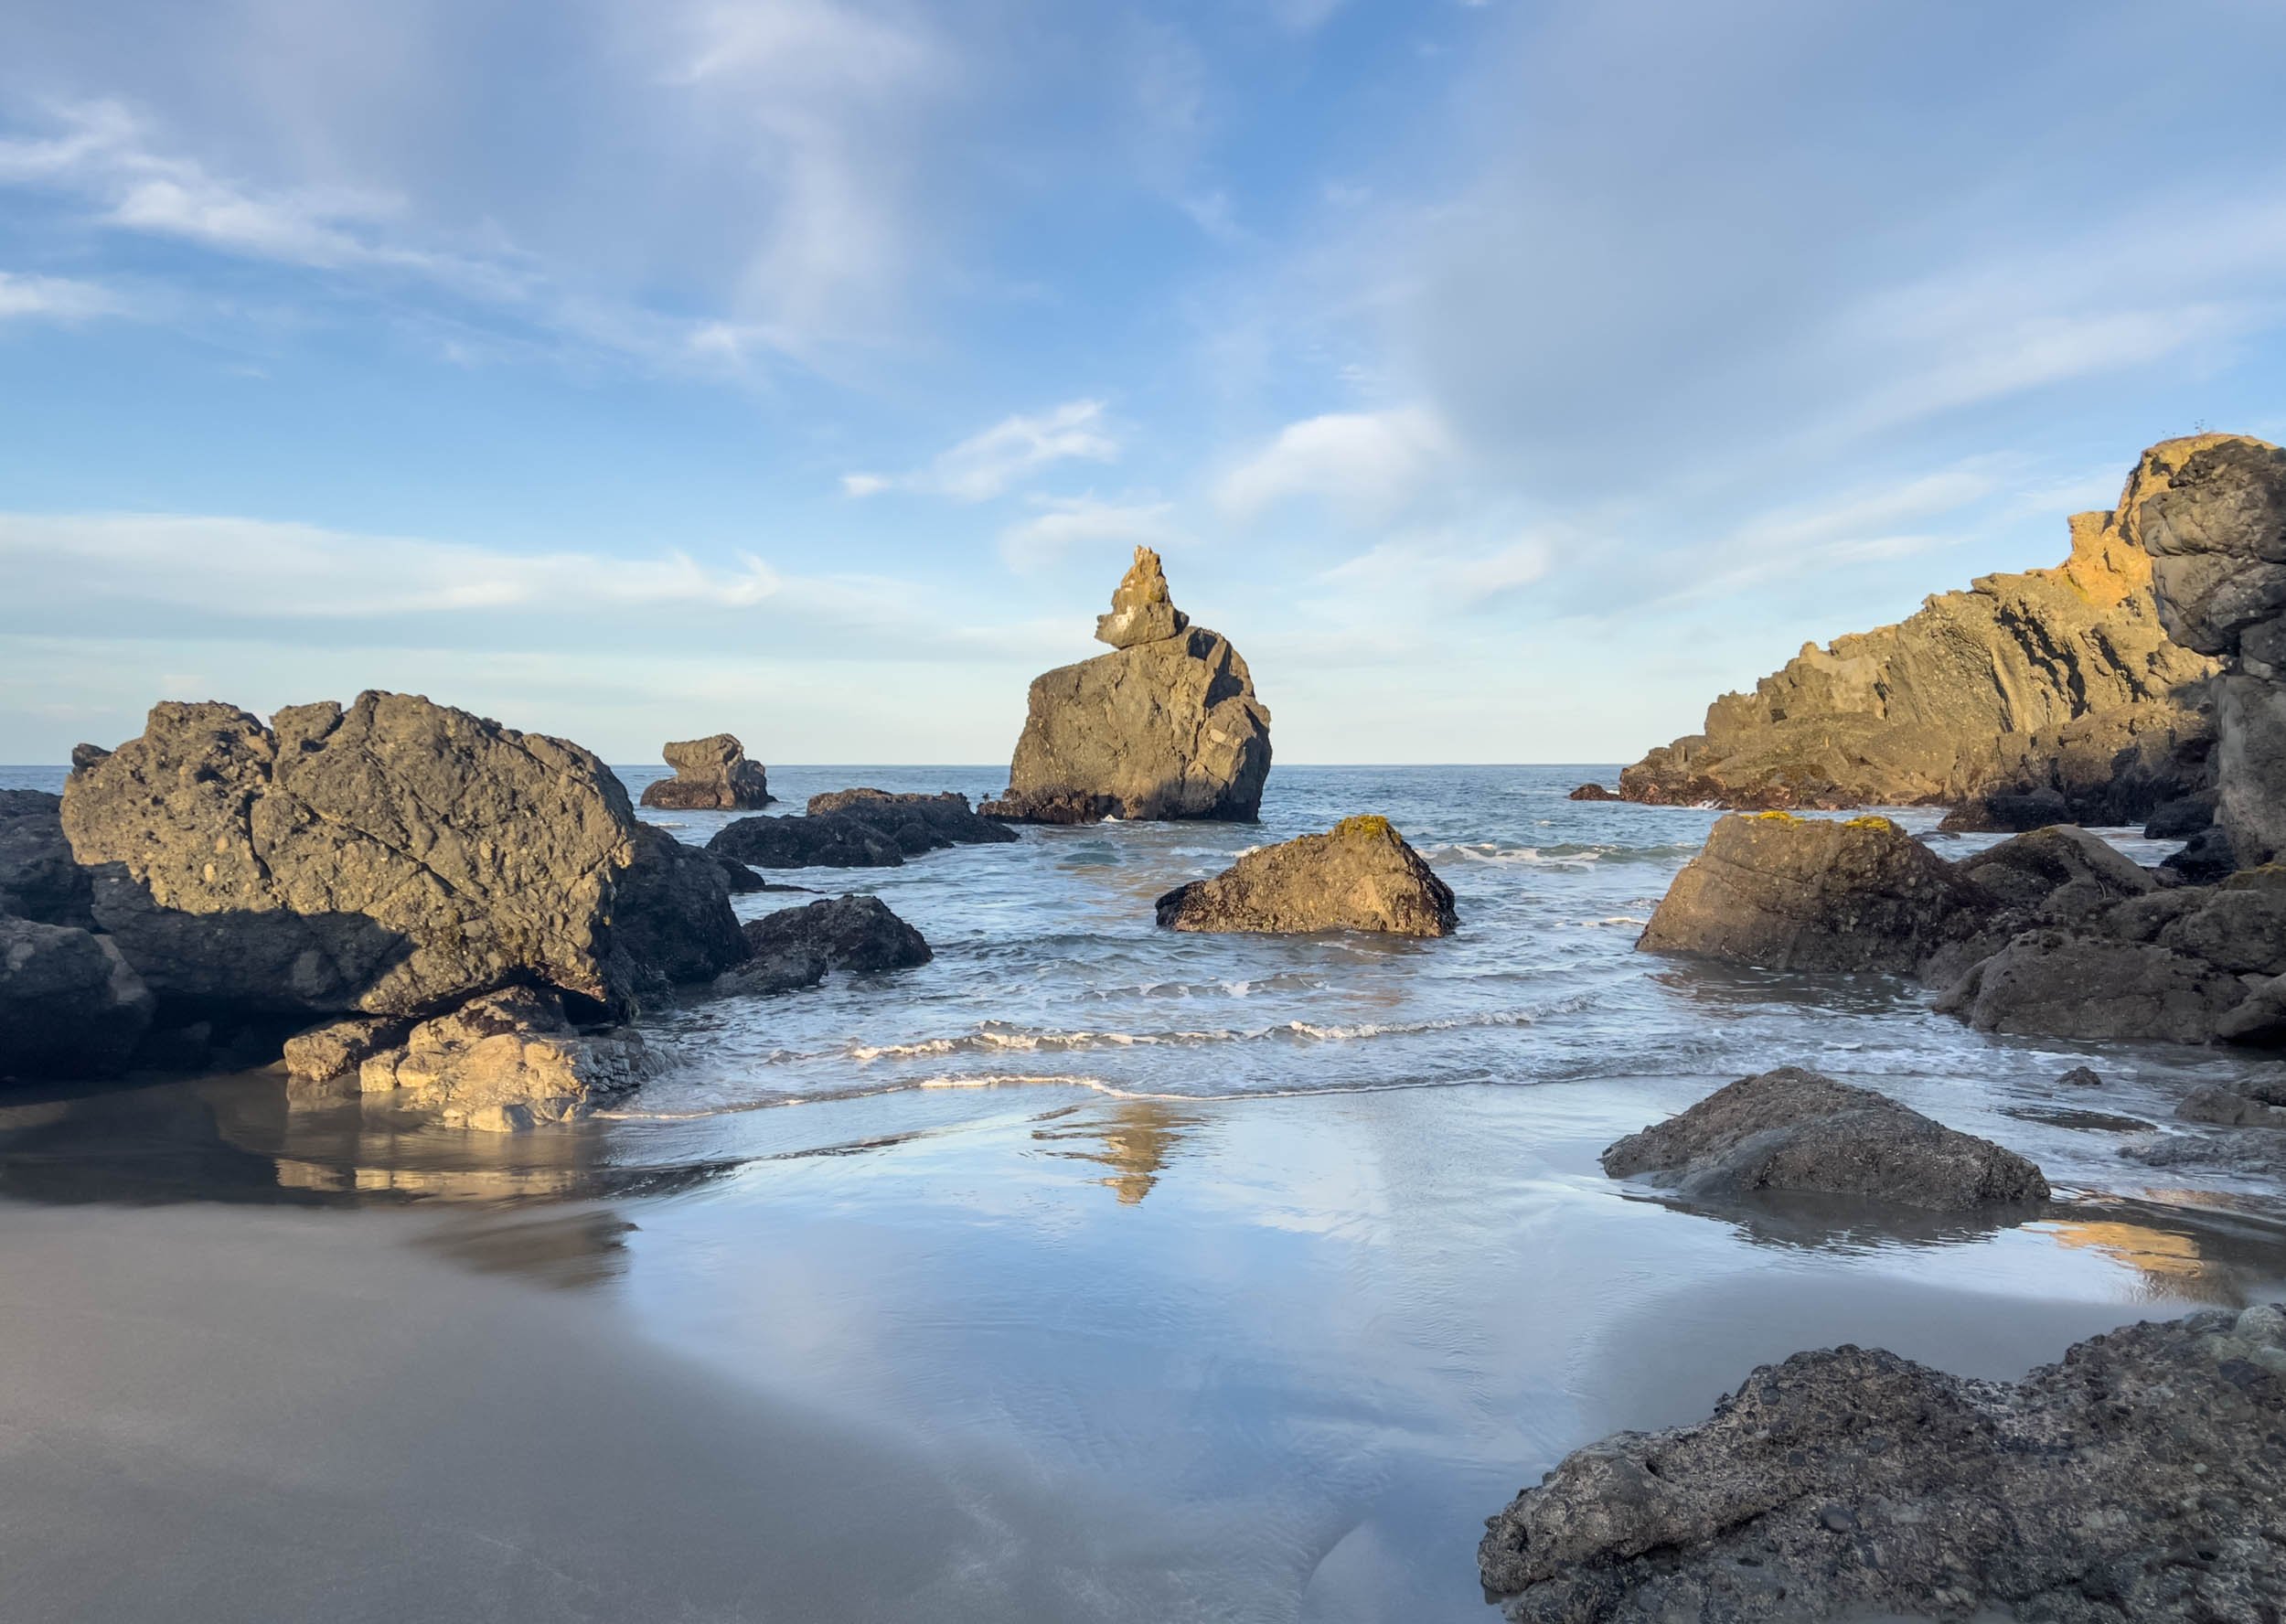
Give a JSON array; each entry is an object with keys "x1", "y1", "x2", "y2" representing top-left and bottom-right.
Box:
[{"x1": 1335, "y1": 815, "x2": 1396, "y2": 839}]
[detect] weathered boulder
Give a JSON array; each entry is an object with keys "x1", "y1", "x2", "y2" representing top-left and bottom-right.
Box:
[
  {"x1": 742, "y1": 894, "x2": 931, "y2": 974},
  {"x1": 358, "y1": 987, "x2": 659, "y2": 1131},
  {"x1": 1637, "y1": 814, "x2": 1992, "y2": 975},
  {"x1": 2125, "y1": 433, "x2": 2286, "y2": 865},
  {"x1": 804, "y1": 790, "x2": 1019, "y2": 851},
  {"x1": 2177, "y1": 1084, "x2": 2286, "y2": 1128},
  {"x1": 2143, "y1": 791, "x2": 2216, "y2": 839},
  {"x1": 1602, "y1": 1067, "x2": 2047, "y2": 1212},
  {"x1": 0, "y1": 916, "x2": 155, "y2": 1080},
  {"x1": 2056, "y1": 1064, "x2": 2103, "y2": 1087},
  {"x1": 710, "y1": 946, "x2": 828, "y2": 998},
  {"x1": 1567, "y1": 783, "x2": 1621, "y2": 802},
  {"x1": 1620, "y1": 497, "x2": 2217, "y2": 816},
  {"x1": 1093, "y1": 545, "x2": 1190, "y2": 648},
  {"x1": 1954, "y1": 822, "x2": 2156, "y2": 922},
  {"x1": 1154, "y1": 816, "x2": 1458, "y2": 936},
  {"x1": 608, "y1": 824, "x2": 751, "y2": 997},
  {"x1": 1479, "y1": 1305, "x2": 2286, "y2": 1623},
  {"x1": 60, "y1": 692, "x2": 739, "y2": 1020},
  {"x1": 983, "y1": 549, "x2": 1271, "y2": 823},
  {"x1": 1934, "y1": 929, "x2": 2249, "y2": 1043},
  {"x1": 637, "y1": 733, "x2": 773, "y2": 810},
  {"x1": 710, "y1": 812, "x2": 904, "y2": 869},
  {"x1": 282, "y1": 1014, "x2": 413, "y2": 1084},
  {"x1": 2166, "y1": 823, "x2": 2240, "y2": 881},
  {"x1": 0, "y1": 790, "x2": 93, "y2": 928}
]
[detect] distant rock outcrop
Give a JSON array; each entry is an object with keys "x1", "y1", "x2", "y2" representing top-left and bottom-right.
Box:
[
  {"x1": 982, "y1": 548, "x2": 1272, "y2": 823},
  {"x1": 59, "y1": 692, "x2": 743, "y2": 1020},
  {"x1": 1620, "y1": 477, "x2": 2218, "y2": 817},
  {"x1": 710, "y1": 790, "x2": 1014, "y2": 870},
  {"x1": 1154, "y1": 816, "x2": 1458, "y2": 936},
  {"x1": 637, "y1": 733, "x2": 773, "y2": 810},
  {"x1": 1601, "y1": 1067, "x2": 2048, "y2": 1211},
  {"x1": 1479, "y1": 1305, "x2": 2286, "y2": 1623},
  {"x1": 2125, "y1": 433, "x2": 2286, "y2": 866}
]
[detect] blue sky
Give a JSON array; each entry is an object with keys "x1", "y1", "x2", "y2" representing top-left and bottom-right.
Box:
[{"x1": 3, "y1": 0, "x2": 2285, "y2": 766}]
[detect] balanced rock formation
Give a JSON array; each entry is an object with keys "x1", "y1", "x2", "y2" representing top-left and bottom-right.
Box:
[
  {"x1": 1479, "y1": 1304, "x2": 2286, "y2": 1623},
  {"x1": 982, "y1": 548, "x2": 1272, "y2": 823},
  {"x1": 710, "y1": 790, "x2": 1014, "y2": 871},
  {"x1": 2126, "y1": 433, "x2": 2286, "y2": 866},
  {"x1": 1601, "y1": 1067, "x2": 2048, "y2": 1212},
  {"x1": 1637, "y1": 814, "x2": 1992, "y2": 974},
  {"x1": 637, "y1": 733, "x2": 773, "y2": 810},
  {"x1": 60, "y1": 692, "x2": 743, "y2": 1020},
  {"x1": 357, "y1": 987, "x2": 659, "y2": 1131},
  {"x1": 0, "y1": 915, "x2": 155, "y2": 1080},
  {"x1": 1154, "y1": 816, "x2": 1458, "y2": 936},
  {"x1": 1620, "y1": 483, "x2": 2217, "y2": 817}
]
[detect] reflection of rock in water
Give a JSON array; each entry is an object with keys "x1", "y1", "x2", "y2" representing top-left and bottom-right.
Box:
[
  {"x1": 1032, "y1": 1102, "x2": 1200, "y2": 1205},
  {"x1": 414, "y1": 1209, "x2": 640, "y2": 1290},
  {"x1": 2036, "y1": 1216, "x2": 2241, "y2": 1305}
]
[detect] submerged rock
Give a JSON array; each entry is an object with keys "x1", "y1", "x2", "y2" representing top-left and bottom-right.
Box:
[
  {"x1": 1567, "y1": 783, "x2": 1620, "y2": 802},
  {"x1": 1154, "y1": 816, "x2": 1458, "y2": 936},
  {"x1": 358, "y1": 987, "x2": 659, "y2": 1131},
  {"x1": 1637, "y1": 814, "x2": 1991, "y2": 975},
  {"x1": 1601, "y1": 1067, "x2": 2047, "y2": 1212},
  {"x1": 984, "y1": 547, "x2": 1271, "y2": 823},
  {"x1": 742, "y1": 894, "x2": 931, "y2": 974},
  {"x1": 60, "y1": 692, "x2": 739, "y2": 1019},
  {"x1": 0, "y1": 790, "x2": 93, "y2": 928},
  {"x1": 1619, "y1": 486, "x2": 2217, "y2": 817},
  {"x1": 0, "y1": 916, "x2": 154, "y2": 1081},
  {"x1": 637, "y1": 733, "x2": 773, "y2": 810},
  {"x1": 1479, "y1": 1305, "x2": 2286, "y2": 1622}
]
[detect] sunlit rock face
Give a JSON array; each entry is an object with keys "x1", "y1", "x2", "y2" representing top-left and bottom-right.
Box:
[
  {"x1": 638, "y1": 733, "x2": 773, "y2": 810},
  {"x1": 1619, "y1": 456, "x2": 2220, "y2": 818},
  {"x1": 984, "y1": 548, "x2": 1272, "y2": 824}
]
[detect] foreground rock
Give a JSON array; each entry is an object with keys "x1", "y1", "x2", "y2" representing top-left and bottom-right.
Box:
[
  {"x1": 1479, "y1": 1304, "x2": 2286, "y2": 1622},
  {"x1": 2129, "y1": 433, "x2": 2286, "y2": 867},
  {"x1": 710, "y1": 790, "x2": 1013, "y2": 870},
  {"x1": 358, "y1": 987, "x2": 659, "y2": 1130},
  {"x1": 1602, "y1": 1067, "x2": 2047, "y2": 1212},
  {"x1": 637, "y1": 733, "x2": 773, "y2": 809},
  {"x1": 61, "y1": 693, "x2": 743, "y2": 1019},
  {"x1": 983, "y1": 547, "x2": 1272, "y2": 823},
  {"x1": 1154, "y1": 816, "x2": 1458, "y2": 936},
  {"x1": 0, "y1": 790, "x2": 93, "y2": 928},
  {"x1": 0, "y1": 916, "x2": 155, "y2": 1080},
  {"x1": 1637, "y1": 814, "x2": 1992, "y2": 974},
  {"x1": 1620, "y1": 483, "x2": 2217, "y2": 817}
]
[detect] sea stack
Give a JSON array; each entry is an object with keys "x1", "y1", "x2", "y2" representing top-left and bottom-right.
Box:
[
  {"x1": 983, "y1": 547, "x2": 1272, "y2": 823},
  {"x1": 639, "y1": 733, "x2": 773, "y2": 810}
]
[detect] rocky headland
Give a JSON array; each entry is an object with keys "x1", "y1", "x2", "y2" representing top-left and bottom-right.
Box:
[
  {"x1": 982, "y1": 547, "x2": 1272, "y2": 823},
  {"x1": 1619, "y1": 443, "x2": 2230, "y2": 823},
  {"x1": 1154, "y1": 815, "x2": 1458, "y2": 936},
  {"x1": 637, "y1": 733, "x2": 774, "y2": 810}
]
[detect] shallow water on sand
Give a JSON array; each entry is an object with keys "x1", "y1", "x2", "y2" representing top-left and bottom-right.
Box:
[{"x1": 4, "y1": 764, "x2": 2286, "y2": 1621}]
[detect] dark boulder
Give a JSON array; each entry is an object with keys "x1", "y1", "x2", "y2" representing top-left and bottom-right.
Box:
[
  {"x1": 637, "y1": 733, "x2": 773, "y2": 810},
  {"x1": 1934, "y1": 929, "x2": 2249, "y2": 1043},
  {"x1": 1479, "y1": 1305, "x2": 2286, "y2": 1622},
  {"x1": 0, "y1": 790, "x2": 93, "y2": 928},
  {"x1": 1155, "y1": 816, "x2": 1458, "y2": 936},
  {"x1": 1954, "y1": 822, "x2": 2155, "y2": 922},
  {"x1": 742, "y1": 894, "x2": 931, "y2": 975},
  {"x1": 2144, "y1": 792, "x2": 2216, "y2": 839},
  {"x1": 0, "y1": 915, "x2": 155, "y2": 1080},
  {"x1": 710, "y1": 813, "x2": 905, "y2": 870},
  {"x1": 2165, "y1": 823, "x2": 2240, "y2": 881},
  {"x1": 609, "y1": 825, "x2": 751, "y2": 998},
  {"x1": 1937, "y1": 785, "x2": 2070, "y2": 834},
  {"x1": 804, "y1": 790, "x2": 1018, "y2": 850},
  {"x1": 1601, "y1": 1067, "x2": 2047, "y2": 1212},
  {"x1": 1566, "y1": 783, "x2": 1620, "y2": 802}
]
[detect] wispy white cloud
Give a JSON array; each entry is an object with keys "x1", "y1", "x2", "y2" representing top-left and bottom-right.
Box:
[
  {"x1": 1214, "y1": 405, "x2": 1450, "y2": 521},
  {"x1": 844, "y1": 399, "x2": 1119, "y2": 501},
  {"x1": 999, "y1": 494, "x2": 1183, "y2": 571},
  {"x1": 0, "y1": 270, "x2": 132, "y2": 323},
  {"x1": 1319, "y1": 528, "x2": 1552, "y2": 614}
]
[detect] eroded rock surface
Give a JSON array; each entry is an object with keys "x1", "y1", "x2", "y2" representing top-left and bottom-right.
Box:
[
  {"x1": 637, "y1": 733, "x2": 773, "y2": 810},
  {"x1": 0, "y1": 790, "x2": 92, "y2": 928},
  {"x1": 984, "y1": 548, "x2": 1271, "y2": 823},
  {"x1": 282, "y1": 1014, "x2": 412, "y2": 1085},
  {"x1": 0, "y1": 916, "x2": 154, "y2": 1080},
  {"x1": 1480, "y1": 1305, "x2": 2286, "y2": 1623},
  {"x1": 1602, "y1": 1067, "x2": 2047, "y2": 1212},
  {"x1": 742, "y1": 894, "x2": 931, "y2": 974},
  {"x1": 1154, "y1": 816, "x2": 1458, "y2": 936},
  {"x1": 804, "y1": 790, "x2": 1018, "y2": 851},
  {"x1": 1620, "y1": 490, "x2": 2217, "y2": 816},
  {"x1": 358, "y1": 987, "x2": 659, "y2": 1131}
]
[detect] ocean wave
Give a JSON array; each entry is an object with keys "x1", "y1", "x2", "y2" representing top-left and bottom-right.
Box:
[{"x1": 846, "y1": 1005, "x2": 1565, "y2": 1062}]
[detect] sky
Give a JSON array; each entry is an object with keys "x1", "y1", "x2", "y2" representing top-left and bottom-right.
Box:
[{"x1": 4, "y1": 0, "x2": 2286, "y2": 767}]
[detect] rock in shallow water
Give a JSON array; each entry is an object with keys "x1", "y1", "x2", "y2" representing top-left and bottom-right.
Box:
[
  {"x1": 1601, "y1": 1067, "x2": 2047, "y2": 1212},
  {"x1": 1479, "y1": 1304, "x2": 2286, "y2": 1622},
  {"x1": 742, "y1": 894, "x2": 931, "y2": 975},
  {"x1": 358, "y1": 987, "x2": 660, "y2": 1131},
  {"x1": 710, "y1": 792, "x2": 1013, "y2": 870},
  {"x1": 1154, "y1": 816, "x2": 1458, "y2": 936}
]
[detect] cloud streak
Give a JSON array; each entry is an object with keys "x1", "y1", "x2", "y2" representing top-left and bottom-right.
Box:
[{"x1": 844, "y1": 400, "x2": 1120, "y2": 502}]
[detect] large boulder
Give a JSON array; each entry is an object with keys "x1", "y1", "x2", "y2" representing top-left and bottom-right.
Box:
[
  {"x1": 0, "y1": 916, "x2": 155, "y2": 1080},
  {"x1": 742, "y1": 894, "x2": 931, "y2": 974},
  {"x1": 60, "y1": 692, "x2": 740, "y2": 1019},
  {"x1": 1601, "y1": 1067, "x2": 2047, "y2": 1212},
  {"x1": 1154, "y1": 816, "x2": 1458, "y2": 936},
  {"x1": 608, "y1": 824, "x2": 752, "y2": 995},
  {"x1": 1637, "y1": 814, "x2": 1992, "y2": 975},
  {"x1": 0, "y1": 790, "x2": 93, "y2": 928},
  {"x1": 804, "y1": 790, "x2": 1018, "y2": 850},
  {"x1": 2124, "y1": 433, "x2": 2286, "y2": 864},
  {"x1": 1479, "y1": 1305, "x2": 2286, "y2": 1623},
  {"x1": 357, "y1": 986, "x2": 659, "y2": 1131},
  {"x1": 1619, "y1": 498, "x2": 2217, "y2": 816},
  {"x1": 982, "y1": 548, "x2": 1271, "y2": 823},
  {"x1": 1953, "y1": 822, "x2": 2155, "y2": 921},
  {"x1": 637, "y1": 733, "x2": 773, "y2": 810},
  {"x1": 1934, "y1": 929, "x2": 2249, "y2": 1043}
]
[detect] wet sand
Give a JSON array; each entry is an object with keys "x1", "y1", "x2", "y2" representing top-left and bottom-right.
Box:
[{"x1": 5, "y1": 1071, "x2": 2281, "y2": 1622}]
